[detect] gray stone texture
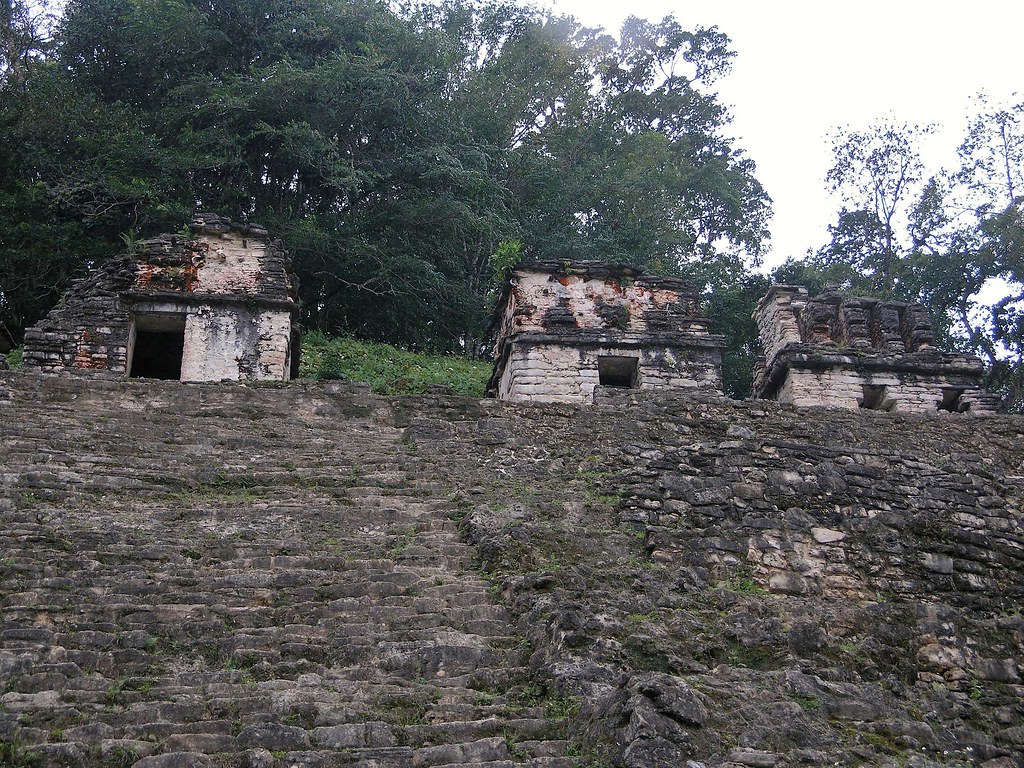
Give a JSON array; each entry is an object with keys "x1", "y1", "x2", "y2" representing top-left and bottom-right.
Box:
[{"x1": 1, "y1": 372, "x2": 1022, "y2": 767}]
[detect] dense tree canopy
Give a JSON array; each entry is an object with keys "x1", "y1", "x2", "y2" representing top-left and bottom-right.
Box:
[{"x1": 0, "y1": 0, "x2": 769, "y2": 388}]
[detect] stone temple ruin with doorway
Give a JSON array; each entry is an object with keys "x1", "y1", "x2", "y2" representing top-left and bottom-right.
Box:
[
  {"x1": 22, "y1": 214, "x2": 300, "y2": 382},
  {"x1": 486, "y1": 260, "x2": 725, "y2": 403},
  {"x1": 752, "y1": 284, "x2": 997, "y2": 413}
]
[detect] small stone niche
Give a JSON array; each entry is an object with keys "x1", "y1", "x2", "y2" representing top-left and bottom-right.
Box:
[
  {"x1": 752, "y1": 285, "x2": 996, "y2": 414},
  {"x1": 22, "y1": 214, "x2": 300, "y2": 383},
  {"x1": 859, "y1": 384, "x2": 891, "y2": 411},
  {"x1": 598, "y1": 355, "x2": 639, "y2": 388},
  {"x1": 487, "y1": 260, "x2": 725, "y2": 403}
]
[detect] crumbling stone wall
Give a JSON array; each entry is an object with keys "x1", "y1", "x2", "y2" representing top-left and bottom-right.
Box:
[
  {"x1": 22, "y1": 215, "x2": 298, "y2": 382},
  {"x1": 753, "y1": 285, "x2": 996, "y2": 413},
  {"x1": 489, "y1": 261, "x2": 724, "y2": 402}
]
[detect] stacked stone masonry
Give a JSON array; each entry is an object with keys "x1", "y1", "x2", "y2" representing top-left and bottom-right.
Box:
[
  {"x1": 2, "y1": 371, "x2": 1023, "y2": 767},
  {"x1": 22, "y1": 214, "x2": 299, "y2": 382},
  {"x1": 753, "y1": 285, "x2": 997, "y2": 413},
  {"x1": 487, "y1": 261, "x2": 724, "y2": 403}
]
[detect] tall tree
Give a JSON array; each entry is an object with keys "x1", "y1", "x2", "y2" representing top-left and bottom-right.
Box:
[
  {"x1": 817, "y1": 121, "x2": 933, "y2": 295},
  {"x1": 949, "y1": 96, "x2": 1024, "y2": 407},
  {"x1": 0, "y1": 0, "x2": 52, "y2": 88}
]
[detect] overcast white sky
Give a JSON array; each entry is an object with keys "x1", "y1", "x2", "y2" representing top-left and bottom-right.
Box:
[{"x1": 545, "y1": 0, "x2": 1023, "y2": 269}]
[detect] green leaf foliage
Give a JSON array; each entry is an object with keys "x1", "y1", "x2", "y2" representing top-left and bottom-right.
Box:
[{"x1": 300, "y1": 331, "x2": 492, "y2": 396}]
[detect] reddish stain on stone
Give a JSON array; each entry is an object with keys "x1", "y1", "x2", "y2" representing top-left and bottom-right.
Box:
[
  {"x1": 72, "y1": 329, "x2": 107, "y2": 369},
  {"x1": 136, "y1": 262, "x2": 198, "y2": 292}
]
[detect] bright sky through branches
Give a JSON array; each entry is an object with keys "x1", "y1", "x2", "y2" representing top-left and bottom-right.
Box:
[{"x1": 546, "y1": 0, "x2": 1023, "y2": 269}]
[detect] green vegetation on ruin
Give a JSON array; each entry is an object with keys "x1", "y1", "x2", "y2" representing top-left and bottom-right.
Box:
[{"x1": 299, "y1": 332, "x2": 492, "y2": 397}]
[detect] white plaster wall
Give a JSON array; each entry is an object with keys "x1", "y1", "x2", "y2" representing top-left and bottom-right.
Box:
[
  {"x1": 181, "y1": 308, "x2": 241, "y2": 382},
  {"x1": 194, "y1": 232, "x2": 266, "y2": 294},
  {"x1": 180, "y1": 305, "x2": 291, "y2": 382},
  {"x1": 255, "y1": 310, "x2": 292, "y2": 381}
]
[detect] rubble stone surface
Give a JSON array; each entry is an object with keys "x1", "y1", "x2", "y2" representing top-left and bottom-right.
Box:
[{"x1": 1, "y1": 371, "x2": 1023, "y2": 767}]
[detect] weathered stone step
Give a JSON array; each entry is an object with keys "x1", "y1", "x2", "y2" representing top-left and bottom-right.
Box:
[
  {"x1": 404, "y1": 717, "x2": 564, "y2": 746},
  {"x1": 525, "y1": 758, "x2": 577, "y2": 768},
  {"x1": 413, "y1": 736, "x2": 510, "y2": 766},
  {"x1": 0, "y1": 375, "x2": 575, "y2": 767}
]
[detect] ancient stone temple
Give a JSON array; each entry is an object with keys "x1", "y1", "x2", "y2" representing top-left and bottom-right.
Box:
[
  {"x1": 22, "y1": 214, "x2": 300, "y2": 382},
  {"x1": 752, "y1": 285, "x2": 996, "y2": 413},
  {"x1": 487, "y1": 260, "x2": 725, "y2": 402}
]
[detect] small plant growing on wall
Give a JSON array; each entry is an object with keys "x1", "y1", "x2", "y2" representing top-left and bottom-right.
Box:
[{"x1": 489, "y1": 240, "x2": 523, "y2": 286}]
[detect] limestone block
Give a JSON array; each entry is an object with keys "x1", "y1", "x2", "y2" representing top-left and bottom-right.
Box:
[
  {"x1": 811, "y1": 527, "x2": 846, "y2": 544},
  {"x1": 768, "y1": 572, "x2": 808, "y2": 595},
  {"x1": 976, "y1": 658, "x2": 1021, "y2": 682},
  {"x1": 921, "y1": 552, "x2": 954, "y2": 574}
]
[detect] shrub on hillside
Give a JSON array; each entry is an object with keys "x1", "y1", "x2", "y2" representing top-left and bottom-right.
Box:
[{"x1": 299, "y1": 333, "x2": 491, "y2": 397}]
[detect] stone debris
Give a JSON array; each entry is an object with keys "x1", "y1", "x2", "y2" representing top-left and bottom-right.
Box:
[
  {"x1": 21, "y1": 214, "x2": 299, "y2": 382},
  {"x1": 752, "y1": 285, "x2": 997, "y2": 413},
  {"x1": 488, "y1": 260, "x2": 724, "y2": 402}
]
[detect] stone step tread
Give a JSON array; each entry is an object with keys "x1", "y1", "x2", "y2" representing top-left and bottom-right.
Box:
[{"x1": 404, "y1": 718, "x2": 565, "y2": 745}]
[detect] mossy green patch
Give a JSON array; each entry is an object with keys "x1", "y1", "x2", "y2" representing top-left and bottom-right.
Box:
[{"x1": 300, "y1": 332, "x2": 491, "y2": 396}]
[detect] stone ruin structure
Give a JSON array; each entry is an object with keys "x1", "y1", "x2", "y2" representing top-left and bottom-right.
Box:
[
  {"x1": 753, "y1": 285, "x2": 996, "y2": 413},
  {"x1": 22, "y1": 214, "x2": 300, "y2": 382},
  {"x1": 487, "y1": 260, "x2": 725, "y2": 402}
]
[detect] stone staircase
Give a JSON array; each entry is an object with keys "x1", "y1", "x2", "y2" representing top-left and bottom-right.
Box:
[{"x1": 0, "y1": 374, "x2": 574, "y2": 768}]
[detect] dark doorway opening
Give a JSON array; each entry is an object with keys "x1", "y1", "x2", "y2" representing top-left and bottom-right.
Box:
[
  {"x1": 860, "y1": 384, "x2": 891, "y2": 411},
  {"x1": 131, "y1": 331, "x2": 185, "y2": 379},
  {"x1": 290, "y1": 329, "x2": 302, "y2": 381},
  {"x1": 130, "y1": 312, "x2": 186, "y2": 379},
  {"x1": 598, "y1": 356, "x2": 639, "y2": 388},
  {"x1": 938, "y1": 388, "x2": 965, "y2": 412}
]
